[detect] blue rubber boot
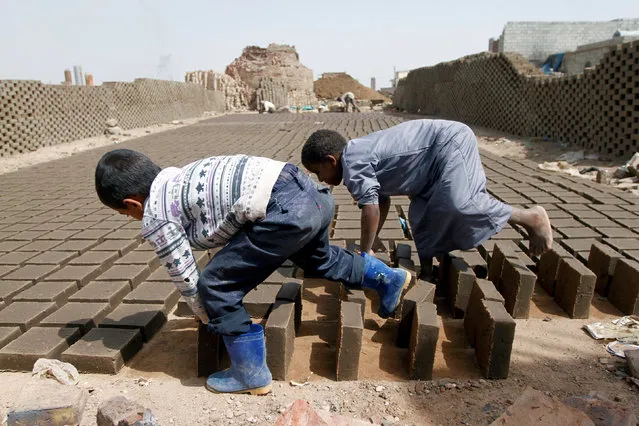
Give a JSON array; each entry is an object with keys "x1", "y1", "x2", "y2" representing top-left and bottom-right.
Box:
[
  {"x1": 205, "y1": 324, "x2": 272, "y2": 395},
  {"x1": 360, "y1": 252, "x2": 411, "y2": 318}
]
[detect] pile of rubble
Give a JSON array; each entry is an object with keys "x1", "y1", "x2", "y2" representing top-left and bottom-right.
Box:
[
  {"x1": 186, "y1": 44, "x2": 317, "y2": 111},
  {"x1": 314, "y1": 72, "x2": 390, "y2": 102}
]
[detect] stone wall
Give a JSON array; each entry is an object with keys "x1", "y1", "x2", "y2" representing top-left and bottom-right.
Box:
[
  {"x1": 498, "y1": 19, "x2": 639, "y2": 64},
  {"x1": 0, "y1": 78, "x2": 225, "y2": 156},
  {"x1": 185, "y1": 70, "x2": 251, "y2": 111},
  {"x1": 393, "y1": 41, "x2": 638, "y2": 158}
]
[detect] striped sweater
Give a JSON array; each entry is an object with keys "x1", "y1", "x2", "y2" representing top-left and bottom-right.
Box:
[{"x1": 141, "y1": 155, "x2": 285, "y2": 321}]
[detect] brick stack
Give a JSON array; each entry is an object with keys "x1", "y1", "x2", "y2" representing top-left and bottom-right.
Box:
[
  {"x1": 394, "y1": 41, "x2": 639, "y2": 158},
  {"x1": 0, "y1": 79, "x2": 225, "y2": 157}
]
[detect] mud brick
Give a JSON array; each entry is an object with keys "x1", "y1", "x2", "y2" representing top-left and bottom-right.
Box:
[
  {"x1": 8, "y1": 230, "x2": 47, "y2": 241},
  {"x1": 0, "y1": 326, "x2": 21, "y2": 349},
  {"x1": 491, "y1": 228, "x2": 523, "y2": 240},
  {"x1": 546, "y1": 210, "x2": 572, "y2": 219},
  {"x1": 573, "y1": 210, "x2": 606, "y2": 219},
  {"x1": 604, "y1": 238, "x2": 639, "y2": 252},
  {"x1": 336, "y1": 210, "x2": 361, "y2": 220},
  {"x1": 408, "y1": 302, "x2": 439, "y2": 380},
  {"x1": 334, "y1": 219, "x2": 362, "y2": 229},
  {"x1": 194, "y1": 250, "x2": 210, "y2": 269},
  {"x1": 561, "y1": 238, "x2": 598, "y2": 256},
  {"x1": 624, "y1": 250, "x2": 639, "y2": 262},
  {"x1": 459, "y1": 250, "x2": 488, "y2": 279},
  {"x1": 69, "y1": 229, "x2": 112, "y2": 240},
  {"x1": 499, "y1": 258, "x2": 536, "y2": 319},
  {"x1": 554, "y1": 258, "x2": 596, "y2": 319},
  {"x1": 0, "y1": 251, "x2": 37, "y2": 266},
  {"x1": 378, "y1": 228, "x2": 405, "y2": 240},
  {"x1": 25, "y1": 251, "x2": 77, "y2": 265},
  {"x1": 276, "y1": 280, "x2": 303, "y2": 333},
  {"x1": 397, "y1": 257, "x2": 418, "y2": 284},
  {"x1": 579, "y1": 217, "x2": 618, "y2": 228},
  {"x1": 538, "y1": 246, "x2": 574, "y2": 295},
  {"x1": 475, "y1": 300, "x2": 515, "y2": 379},
  {"x1": 174, "y1": 300, "x2": 194, "y2": 317},
  {"x1": 100, "y1": 304, "x2": 167, "y2": 341},
  {"x1": 0, "y1": 327, "x2": 81, "y2": 371},
  {"x1": 4, "y1": 264, "x2": 60, "y2": 284},
  {"x1": 197, "y1": 322, "x2": 227, "y2": 377},
  {"x1": 69, "y1": 280, "x2": 130, "y2": 307},
  {"x1": 123, "y1": 281, "x2": 180, "y2": 310},
  {"x1": 40, "y1": 302, "x2": 111, "y2": 334},
  {"x1": 44, "y1": 265, "x2": 105, "y2": 287},
  {"x1": 588, "y1": 242, "x2": 624, "y2": 296},
  {"x1": 51, "y1": 240, "x2": 98, "y2": 255},
  {"x1": 615, "y1": 218, "x2": 639, "y2": 229},
  {"x1": 0, "y1": 301, "x2": 57, "y2": 332},
  {"x1": 339, "y1": 286, "x2": 366, "y2": 320},
  {"x1": 61, "y1": 328, "x2": 143, "y2": 374},
  {"x1": 627, "y1": 349, "x2": 639, "y2": 379},
  {"x1": 146, "y1": 267, "x2": 171, "y2": 282},
  {"x1": 0, "y1": 240, "x2": 28, "y2": 252},
  {"x1": 464, "y1": 279, "x2": 505, "y2": 347},
  {"x1": 608, "y1": 258, "x2": 639, "y2": 315},
  {"x1": 602, "y1": 210, "x2": 638, "y2": 219},
  {"x1": 376, "y1": 252, "x2": 392, "y2": 266},
  {"x1": 550, "y1": 218, "x2": 584, "y2": 228},
  {"x1": 556, "y1": 227, "x2": 601, "y2": 239},
  {"x1": 0, "y1": 280, "x2": 32, "y2": 302},
  {"x1": 264, "y1": 267, "x2": 294, "y2": 284},
  {"x1": 488, "y1": 242, "x2": 519, "y2": 286},
  {"x1": 447, "y1": 257, "x2": 476, "y2": 317},
  {"x1": 104, "y1": 229, "x2": 143, "y2": 241},
  {"x1": 69, "y1": 250, "x2": 119, "y2": 267},
  {"x1": 13, "y1": 281, "x2": 78, "y2": 306},
  {"x1": 39, "y1": 229, "x2": 81, "y2": 241},
  {"x1": 332, "y1": 229, "x2": 360, "y2": 239},
  {"x1": 95, "y1": 264, "x2": 151, "y2": 289},
  {"x1": 397, "y1": 280, "x2": 436, "y2": 348},
  {"x1": 91, "y1": 239, "x2": 138, "y2": 256},
  {"x1": 336, "y1": 301, "x2": 363, "y2": 381},
  {"x1": 394, "y1": 243, "x2": 412, "y2": 262},
  {"x1": 115, "y1": 250, "x2": 160, "y2": 270},
  {"x1": 244, "y1": 284, "x2": 280, "y2": 318},
  {"x1": 265, "y1": 301, "x2": 295, "y2": 380},
  {"x1": 595, "y1": 227, "x2": 633, "y2": 238}
]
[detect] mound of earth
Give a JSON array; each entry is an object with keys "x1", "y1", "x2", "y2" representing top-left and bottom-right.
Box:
[{"x1": 314, "y1": 73, "x2": 390, "y2": 101}]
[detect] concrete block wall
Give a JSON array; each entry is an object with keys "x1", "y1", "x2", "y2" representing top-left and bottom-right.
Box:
[
  {"x1": 0, "y1": 78, "x2": 225, "y2": 157},
  {"x1": 499, "y1": 20, "x2": 639, "y2": 64},
  {"x1": 393, "y1": 40, "x2": 639, "y2": 158}
]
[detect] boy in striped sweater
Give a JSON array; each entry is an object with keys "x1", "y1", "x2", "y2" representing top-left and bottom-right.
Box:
[{"x1": 95, "y1": 149, "x2": 409, "y2": 395}]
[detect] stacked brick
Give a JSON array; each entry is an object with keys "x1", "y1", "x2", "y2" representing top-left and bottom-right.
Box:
[
  {"x1": 0, "y1": 79, "x2": 225, "y2": 157},
  {"x1": 184, "y1": 70, "x2": 251, "y2": 111},
  {"x1": 394, "y1": 40, "x2": 639, "y2": 158}
]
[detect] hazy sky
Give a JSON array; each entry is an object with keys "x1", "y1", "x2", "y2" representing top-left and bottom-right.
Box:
[{"x1": 1, "y1": 0, "x2": 638, "y2": 88}]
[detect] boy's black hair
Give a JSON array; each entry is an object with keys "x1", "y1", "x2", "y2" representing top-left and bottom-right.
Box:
[
  {"x1": 95, "y1": 149, "x2": 161, "y2": 209},
  {"x1": 301, "y1": 130, "x2": 347, "y2": 166}
]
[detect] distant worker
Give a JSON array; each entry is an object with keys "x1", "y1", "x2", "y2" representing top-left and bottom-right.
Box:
[
  {"x1": 259, "y1": 100, "x2": 276, "y2": 114},
  {"x1": 337, "y1": 92, "x2": 361, "y2": 113}
]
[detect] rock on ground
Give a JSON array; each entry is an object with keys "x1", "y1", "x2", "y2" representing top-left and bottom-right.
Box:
[{"x1": 7, "y1": 379, "x2": 87, "y2": 426}]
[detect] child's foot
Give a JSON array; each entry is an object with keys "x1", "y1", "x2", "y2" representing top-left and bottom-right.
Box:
[{"x1": 524, "y1": 205, "x2": 553, "y2": 256}]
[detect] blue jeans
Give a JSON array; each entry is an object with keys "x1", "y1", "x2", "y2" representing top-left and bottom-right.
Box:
[{"x1": 198, "y1": 164, "x2": 365, "y2": 335}]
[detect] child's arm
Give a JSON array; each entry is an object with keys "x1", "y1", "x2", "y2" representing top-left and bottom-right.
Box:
[{"x1": 142, "y1": 221, "x2": 209, "y2": 324}]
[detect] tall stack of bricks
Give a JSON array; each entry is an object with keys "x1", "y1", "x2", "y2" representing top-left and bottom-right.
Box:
[
  {"x1": 0, "y1": 79, "x2": 225, "y2": 157},
  {"x1": 394, "y1": 40, "x2": 639, "y2": 158}
]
